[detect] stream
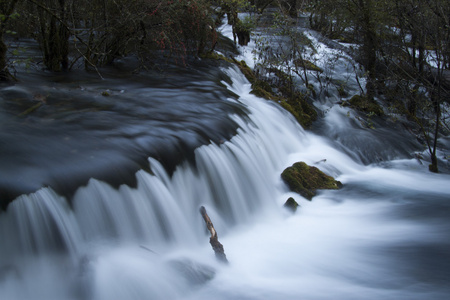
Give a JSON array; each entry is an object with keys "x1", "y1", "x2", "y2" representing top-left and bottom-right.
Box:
[{"x1": 0, "y1": 22, "x2": 449, "y2": 300}]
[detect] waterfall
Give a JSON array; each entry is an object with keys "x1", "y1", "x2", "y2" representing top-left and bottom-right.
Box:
[
  {"x1": 0, "y1": 66, "x2": 304, "y2": 256},
  {"x1": 0, "y1": 66, "x2": 311, "y2": 299},
  {"x1": 1, "y1": 66, "x2": 449, "y2": 300}
]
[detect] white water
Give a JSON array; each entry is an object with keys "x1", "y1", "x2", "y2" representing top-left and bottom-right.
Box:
[{"x1": 1, "y1": 67, "x2": 450, "y2": 300}]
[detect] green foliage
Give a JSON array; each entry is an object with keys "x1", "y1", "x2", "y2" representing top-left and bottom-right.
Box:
[
  {"x1": 254, "y1": 8, "x2": 321, "y2": 92},
  {"x1": 0, "y1": 11, "x2": 19, "y2": 24},
  {"x1": 279, "y1": 95, "x2": 317, "y2": 128},
  {"x1": 294, "y1": 58, "x2": 323, "y2": 73},
  {"x1": 149, "y1": 0, "x2": 217, "y2": 54},
  {"x1": 336, "y1": 82, "x2": 348, "y2": 97},
  {"x1": 196, "y1": 1, "x2": 449, "y2": 172},
  {"x1": 235, "y1": 15, "x2": 255, "y2": 34},
  {"x1": 6, "y1": 0, "x2": 219, "y2": 73},
  {"x1": 220, "y1": 0, "x2": 255, "y2": 45},
  {"x1": 246, "y1": 7, "x2": 322, "y2": 127}
]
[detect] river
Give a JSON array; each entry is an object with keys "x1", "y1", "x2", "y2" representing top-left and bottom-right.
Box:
[{"x1": 0, "y1": 22, "x2": 449, "y2": 300}]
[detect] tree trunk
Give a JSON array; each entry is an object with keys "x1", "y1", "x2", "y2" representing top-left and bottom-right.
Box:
[
  {"x1": 429, "y1": 154, "x2": 438, "y2": 173},
  {"x1": 58, "y1": 0, "x2": 69, "y2": 70},
  {"x1": 429, "y1": 81, "x2": 442, "y2": 173},
  {"x1": 0, "y1": 33, "x2": 9, "y2": 81},
  {"x1": 0, "y1": 0, "x2": 19, "y2": 80},
  {"x1": 358, "y1": 0, "x2": 377, "y2": 100},
  {"x1": 36, "y1": 0, "x2": 70, "y2": 72},
  {"x1": 47, "y1": 16, "x2": 62, "y2": 71}
]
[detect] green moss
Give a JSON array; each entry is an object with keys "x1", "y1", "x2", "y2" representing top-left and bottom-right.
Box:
[
  {"x1": 335, "y1": 81, "x2": 348, "y2": 97},
  {"x1": 237, "y1": 61, "x2": 317, "y2": 127},
  {"x1": 337, "y1": 36, "x2": 355, "y2": 44},
  {"x1": 279, "y1": 94, "x2": 317, "y2": 128},
  {"x1": 343, "y1": 94, "x2": 384, "y2": 116},
  {"x1": 199, "y1": 52, "x2": 228, "y2": 61},
  {"x1": 234, "y1": 18, "x2": 252, "y2": 35},
  {"x1": 294, "y1": 58, "x2": 323, "y2": 73},
  {"x1": 201, "y1": 57, "x2": 317, "y2": 128},
  {"x1": 281, "y1": 162, "x2": 342, "y2": 200},
  {"x1": 251, "y1": 81, "x2": 276, "y2": 99},
  {"x1": 307, "y1": 83, "x2": 317, "y2": 98},
  {"x1": 284, "y1": 197, "x2": 299, "y2": 213},
  {"x1": 233, "y1": 59, "x2": 256, "y2": 83}
]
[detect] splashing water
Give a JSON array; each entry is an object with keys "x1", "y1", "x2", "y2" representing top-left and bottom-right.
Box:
[{"x1": 1, "y1": 67, "x2": 449, "y2": 300}]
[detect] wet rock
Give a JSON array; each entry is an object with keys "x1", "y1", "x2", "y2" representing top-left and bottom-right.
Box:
[
  {"x1": 284, "y1": 197, "x2": 299, "y2": 213},
  {"x1": 167, "y1": 259, "x2": 215, "y2": 286},
  {"x1": 281, "y1": 162, "x2": 342, "y2": 200},
  {"x1": 342, "y1": 94, "x2": 384, "y2": 116}
]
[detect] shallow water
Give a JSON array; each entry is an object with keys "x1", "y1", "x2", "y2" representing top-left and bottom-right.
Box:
[{"x1": 0, "y1": 58, "x2": 245, "y2": 205}]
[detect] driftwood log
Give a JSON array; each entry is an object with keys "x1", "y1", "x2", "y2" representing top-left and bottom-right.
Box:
[{"x1": 199, "y1": 206, "x2": 228, "y2": 264}]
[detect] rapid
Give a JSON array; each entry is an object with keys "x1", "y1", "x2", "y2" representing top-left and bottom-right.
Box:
[{"x1": 0, "y1": 20, "x2": 449, "y2": 300}]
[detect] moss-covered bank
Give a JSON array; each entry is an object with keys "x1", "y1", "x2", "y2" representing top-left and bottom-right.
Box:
[
  {"x1": 198, "y1": 53, "x2": 318, "y2": 128},
  {"x1": 341, "y1": 94, "x2": 384, "y2": 116},
  {"x1": 233, "y1": 60, "x2": 317, "y2": 128}
]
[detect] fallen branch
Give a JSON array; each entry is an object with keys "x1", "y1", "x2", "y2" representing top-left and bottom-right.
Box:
[
  {"x1": 199, "y1": 206, "x2": 228, "y2": 264},
  {"x1": 18, "y1": 102, "x2": 43, "y2": 117}
]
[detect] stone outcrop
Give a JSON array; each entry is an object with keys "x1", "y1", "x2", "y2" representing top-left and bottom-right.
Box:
[{"x1": 281, "y1": 162, "x2": 342, "y2": 200}]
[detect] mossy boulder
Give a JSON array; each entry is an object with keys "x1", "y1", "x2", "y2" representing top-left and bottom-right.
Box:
[
  {"x1": 281, "y1": 162, "x2": 342, "y2": 200},
  {"x1": 342, "y1": 94, "x2": 384, "y2": 116}
]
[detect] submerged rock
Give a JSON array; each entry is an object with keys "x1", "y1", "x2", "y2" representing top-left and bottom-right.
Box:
[
  {"x1": 281, "y1": 162, "x2": 342, "y2": 200},
  {"x1": 284, "y1": 197, "x2": 299, "y2": 213},
  {"x1": 167, "y1": 259, "x2": 215, "y2": 286}
]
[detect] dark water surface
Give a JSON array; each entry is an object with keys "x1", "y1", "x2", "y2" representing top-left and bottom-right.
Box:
[{"x1": 0, "y1": 59, "x2": 246, "y2": 207}]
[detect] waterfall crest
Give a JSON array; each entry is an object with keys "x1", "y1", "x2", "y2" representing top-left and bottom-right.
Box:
[{"x1": 0, "y1": 66, "x2": 307, "y2": 266}]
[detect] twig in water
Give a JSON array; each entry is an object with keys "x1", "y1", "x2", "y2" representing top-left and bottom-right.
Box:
[{"x1": 199, "y1": 206, "x2": 228, "y2": 264}]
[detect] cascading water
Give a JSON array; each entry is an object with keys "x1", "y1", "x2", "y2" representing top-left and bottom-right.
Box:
[
  {"x1": 1, "y1": 64, "x2": 450, "y2": 299},
  {"x1": 0, "y1": 65, "x2": 303, "y2": 299}
]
